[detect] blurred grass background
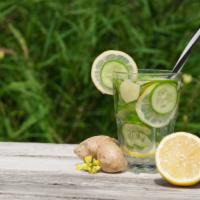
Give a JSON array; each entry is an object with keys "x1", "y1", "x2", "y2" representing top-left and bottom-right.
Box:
[{"x1": 0, "y1": 0, "x2": 200, "y2": 143}]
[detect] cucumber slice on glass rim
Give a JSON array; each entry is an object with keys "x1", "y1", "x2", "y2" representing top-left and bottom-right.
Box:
[
  {"x1": 122, "y1": 123, "x2": 152, "y2": 151},
  {"x1": 136, "y1": 83, "x2": 177, "y2": 128},
  {"x1": 151, "y1": 83, "x2": 178, "y2": 114},
  {"x1": 91, "y1": 50, "x2": 138, "y2": 95}
]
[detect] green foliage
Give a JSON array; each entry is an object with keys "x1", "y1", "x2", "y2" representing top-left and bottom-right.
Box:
[{"x1": 0, "y1": 0, "x2": 200, "y2": 143}]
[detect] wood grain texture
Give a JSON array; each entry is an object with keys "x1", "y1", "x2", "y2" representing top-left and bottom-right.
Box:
[{"x1": 0, "y1": 142, "x2": 199, "y2": 200}]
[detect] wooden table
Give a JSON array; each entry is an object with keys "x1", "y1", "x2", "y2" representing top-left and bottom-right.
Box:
[{"x1": 0, "y1": 142, "x2": 199, "y2": 200}]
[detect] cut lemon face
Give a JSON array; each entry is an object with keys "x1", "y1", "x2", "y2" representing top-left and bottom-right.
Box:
[
  {"x1": 156, "y1": 132, "x2": 200, "y2": 186},
  {"x1": 91, "y1": 50, "x2": 138, "y2": 95}
]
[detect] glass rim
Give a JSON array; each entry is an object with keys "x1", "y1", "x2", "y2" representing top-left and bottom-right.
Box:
[{"x1": 114, "y1": 69, "x2": 182, "y2": 76}]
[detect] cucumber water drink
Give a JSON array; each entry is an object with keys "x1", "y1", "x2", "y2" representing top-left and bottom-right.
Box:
[
  {"x1": 91, "y1": 51, "x2": 181, "y2": 172},
  {"x1": 113, "y1": 70, "x2": 181, "y2": 171}
]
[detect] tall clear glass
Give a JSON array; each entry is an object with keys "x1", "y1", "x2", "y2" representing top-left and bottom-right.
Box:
[{"x1": 113, "y1": 69, "x2": 182, "y2": 172}]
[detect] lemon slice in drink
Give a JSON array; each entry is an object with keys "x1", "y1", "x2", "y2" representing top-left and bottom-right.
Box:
[
  {"x1": 136, "y1": 83, "x2": 177, "y2": 128},
  {"x1": 122, "y1": 146, "x2": 155, "y2": 158},
  {"x1": 91, "y1": 50, "x2": 138, "y2": 95},
  {"x1": 156, "y1": 132, "x2": 200, "y2": 186}
]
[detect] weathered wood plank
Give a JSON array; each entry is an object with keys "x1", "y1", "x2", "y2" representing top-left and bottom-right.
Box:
[
  {"x1": 0, "y1": 170, "x2": 199, "y2": 200},
  {"x1": 0, "y1": 142, "x2": 199, "y2": 200},
  {"x1": 0, "y1": 142, "x2": 75, "y2": 158}
]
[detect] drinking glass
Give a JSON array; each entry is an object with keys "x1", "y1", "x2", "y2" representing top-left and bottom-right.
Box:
[{"x1": 113, "y1": 69, "x2": 182, "y2": 172}]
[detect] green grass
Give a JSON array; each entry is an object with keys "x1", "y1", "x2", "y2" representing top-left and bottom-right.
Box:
[{"x1": 0, "y1": 0, "x2": 200, "y2": 143}]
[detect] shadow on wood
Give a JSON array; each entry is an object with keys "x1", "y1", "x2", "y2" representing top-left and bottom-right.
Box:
[{"x1": 154, "y1": 178, "x2": 200, "y2": 189}]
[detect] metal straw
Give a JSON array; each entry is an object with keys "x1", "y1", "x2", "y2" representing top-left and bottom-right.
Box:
[{"x1": 172, "y1": 26, "x2": 200, "y2": 74}]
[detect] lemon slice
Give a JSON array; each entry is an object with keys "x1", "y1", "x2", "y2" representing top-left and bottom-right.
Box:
[
  {"x1": 122, "y1": 146, "x2": 155, "y2": 158},
  {"x1": 156, "y1": 132, "x2": 200, "y2": 186},
  {"x1": 91, "y1": 50, "x2": 138, "y2": 95},
  {"x1": 136, "y1": 84, "x2": 176, "y2": 128}
]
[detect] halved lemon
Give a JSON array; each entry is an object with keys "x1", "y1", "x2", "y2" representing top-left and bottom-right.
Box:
[{"x1": 156, "y1": 132, "x2": 200, "y2": 186}]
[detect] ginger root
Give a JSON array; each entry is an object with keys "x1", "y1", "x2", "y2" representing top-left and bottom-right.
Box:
[{"x1": 74, "y1": 135, "x2": 127, "y2": 173}]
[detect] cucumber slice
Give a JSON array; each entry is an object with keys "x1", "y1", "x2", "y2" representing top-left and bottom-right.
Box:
[
  {"x1": 151, "y1": 83, "x2": 177, "y2": 114},
  {"x1": 119, "y1": 80, "x2": 140, "y2": 103},
  {"x1": 91, "y1": 50, "x2": 138, "y2": 95},
  {"x1": 136, "y1": 83, "x2": 177, "y2": 128},
  {"x1": 101, "y1": 61, "x2": 127, "y2": 89},
  {"x1": 122, "y1": 123, "x2": 151, "y2": 150}
]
